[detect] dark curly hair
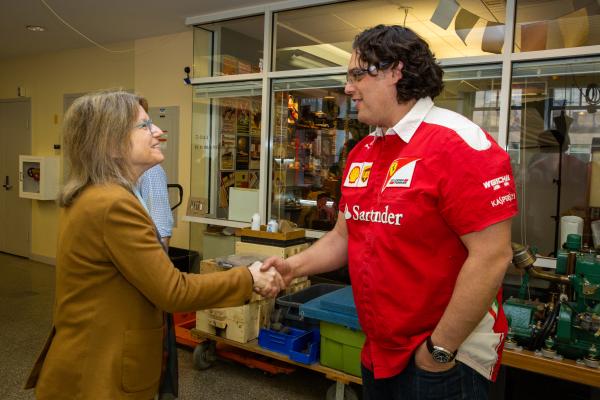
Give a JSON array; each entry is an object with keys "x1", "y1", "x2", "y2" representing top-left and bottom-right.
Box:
[{"x1": 353, "y1": 25, "x2": 444, "y2": 103}]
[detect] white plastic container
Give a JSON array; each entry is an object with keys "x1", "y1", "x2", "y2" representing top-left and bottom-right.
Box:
[
  {"x1": 266, "y1": 219, "x2": 279, "y2": 233},
  {"x1": 560, "y1": 215, "x2": 584, "y2": 248},
  {"x1": 251, "y1": 213, "x2": 261, "y2": 231}
]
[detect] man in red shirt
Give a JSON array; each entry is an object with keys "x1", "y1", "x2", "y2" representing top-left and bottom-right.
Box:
[{"x1": 263, "y1": 24, "x2": 517, "y2": 399}]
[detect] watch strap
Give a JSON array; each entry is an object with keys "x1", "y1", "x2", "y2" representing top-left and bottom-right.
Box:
[{"x1": 426, "y1": 336, "x2": 457, "y2": 362}]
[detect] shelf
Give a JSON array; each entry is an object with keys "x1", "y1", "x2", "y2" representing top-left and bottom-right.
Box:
[
  {"x1": 183, "y1": 215, "x2": 250, "y2": 228},
  {"x1": 502, "y1": 348, "x2": 600, "y2": 388}
]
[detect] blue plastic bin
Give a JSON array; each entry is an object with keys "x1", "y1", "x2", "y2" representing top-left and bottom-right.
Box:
[
  {"x1": 300, "y1": 286, "x2": 362, "y2": 330},
  {"x1": 258, "y1": 327, "x2": 320, "y2": 364},
  {"x1": 275, "y1": 284, "x2": 344, "y2": 329}
]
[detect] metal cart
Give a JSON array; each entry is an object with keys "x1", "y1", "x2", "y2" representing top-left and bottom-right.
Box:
[{"x1": 190, "y1": 328, "x2": 362, "y2": 400}]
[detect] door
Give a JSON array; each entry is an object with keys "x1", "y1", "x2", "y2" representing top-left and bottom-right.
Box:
[{"x1": 0, "y1": 99, "x2": 32, "y2": 257}]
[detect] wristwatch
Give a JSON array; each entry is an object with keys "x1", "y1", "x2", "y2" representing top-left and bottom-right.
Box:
[{"x1": 426, "y1": 336, "x2": 457, "y2": 363}]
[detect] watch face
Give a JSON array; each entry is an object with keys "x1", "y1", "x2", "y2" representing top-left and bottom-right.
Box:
[{"x1": 431, "y1": 348, "x2": 453, "y2": 363}]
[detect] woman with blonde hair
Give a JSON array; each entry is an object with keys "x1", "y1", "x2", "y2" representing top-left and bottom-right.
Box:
[{"x1": 25, "y1": 90, "x2": 282, "y2": 399}]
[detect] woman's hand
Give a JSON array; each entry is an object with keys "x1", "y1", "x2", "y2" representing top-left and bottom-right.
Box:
[{"x1": 248, "y1": 261, "x2": 285, "y2": 298}]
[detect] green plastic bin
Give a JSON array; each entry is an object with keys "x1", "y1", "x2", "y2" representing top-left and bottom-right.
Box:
[{"x1": 320, "y1": 321, "x2": 365, "y2": 377}]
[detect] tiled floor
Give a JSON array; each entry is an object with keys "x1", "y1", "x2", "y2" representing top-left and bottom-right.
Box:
[{"x1": 0, "y1": 252, "x2": 361, "y2": 400}]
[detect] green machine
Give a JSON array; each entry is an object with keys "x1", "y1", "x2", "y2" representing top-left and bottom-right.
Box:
[{"x1": 504, "y1": 237, "x2": 600, "y2": 368}]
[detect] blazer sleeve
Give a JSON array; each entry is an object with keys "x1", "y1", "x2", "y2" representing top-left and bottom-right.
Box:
[{"x1": 102, "y1": 192, "x2": 253, "y2": 312}]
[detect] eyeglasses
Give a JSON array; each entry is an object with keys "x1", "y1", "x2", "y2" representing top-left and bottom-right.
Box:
[
  {"x1": 346, "y1": 62, "x2": 391, "y2": 85},
  {"x1": 135, "y1": 119, "x2": 154, "y2": 134}
]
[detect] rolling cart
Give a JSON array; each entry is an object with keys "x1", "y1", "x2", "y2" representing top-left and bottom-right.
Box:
[{"x1": 190, "y1": 329, "x2": 361, "y2": 400}]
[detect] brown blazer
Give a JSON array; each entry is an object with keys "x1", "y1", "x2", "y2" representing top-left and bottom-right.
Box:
[{"x1": 26, "y1": 184, "x2": 253, "y2": 399}]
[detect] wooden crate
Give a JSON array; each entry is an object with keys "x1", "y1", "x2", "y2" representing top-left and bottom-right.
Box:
[
  {"x1": 235, "y1": 241, "x2": 309, "y2": 259},
  {"x1": 196, "y1": 298, "x2": 275, "y2": 343},
  {"x1": 284, "y1": 278, "x2": 310, "y2": 295},
  {"x1": 199, "y1": 259, "x2": 223, "y2": 274},
  {"x1": 195, "y1": 280, "x2": 311, "y2": 343}
]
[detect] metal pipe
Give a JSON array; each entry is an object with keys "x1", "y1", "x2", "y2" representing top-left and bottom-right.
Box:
[
  {"x1": 528, "y1": 267, "x2": 571, "y2": 285},
  {"x1": 511, "y1": 242, "x2": 571, "y2": 284},
  {"x1": 566, "y1": 251, "x2": 577, "y2": 276},
  {"x1": 565, "y1": 251, "x2": 577, "y2": 298},
  {"x1": 512, "y1": 242, "x2": 536, "y2": 269}
]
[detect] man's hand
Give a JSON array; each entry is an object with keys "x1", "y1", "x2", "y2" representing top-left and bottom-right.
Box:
[
  {"x1": 261, "y1": 256, "x2": 295, "y2": 287},
  {"x1": 413, "y1": 340, "x2": 456, "y2": 373},
  {"x1": 248, "y1": 261, "x2": 285, "y2": 298}
]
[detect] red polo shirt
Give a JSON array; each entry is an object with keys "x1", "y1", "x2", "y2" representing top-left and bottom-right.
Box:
[{"x1": 339, "y1": 97, "x2": 517, "y2": 380}]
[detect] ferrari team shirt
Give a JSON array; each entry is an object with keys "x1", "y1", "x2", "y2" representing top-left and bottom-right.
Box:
[{"x1": 338, "y1": 97, "x2": 518, "y2": 380}]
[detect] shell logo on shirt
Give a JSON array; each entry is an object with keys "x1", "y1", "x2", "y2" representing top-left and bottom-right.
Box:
[
  {"x1": 348, "y1": 165, "x2": 361, "y2": 184},
  {"x1": 344, "y1": 162, "x2": 373, "y2": 187},
  {"x1": 382, "y1": 157, "x2": 420, "y2": 192}
]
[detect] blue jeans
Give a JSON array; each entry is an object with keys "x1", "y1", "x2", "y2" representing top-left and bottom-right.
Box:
[{"x1": 361, "y1": 359, "x2": 489, "y2": 400}]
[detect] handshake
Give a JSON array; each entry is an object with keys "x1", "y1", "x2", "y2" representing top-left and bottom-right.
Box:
[{"x1": 247, "y1": 257, "x2": 293, "y2": 298}]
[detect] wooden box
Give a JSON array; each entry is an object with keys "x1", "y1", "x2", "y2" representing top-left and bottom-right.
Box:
[
  {"x1": 239, "y1": 226, "x2": 305, "y2": 242},
  {"x1": 196, "y1": 298, "x2": 274, "y2": 343},
  {"x1": 199, "y1": 259, "x2": 225, "y2": 274},
  {"x1": 235, "y1": 241, "x2": 309, "y2": 259},
  {"x1": 195, "y1": 279, "x2": 311, "y2": 343}
]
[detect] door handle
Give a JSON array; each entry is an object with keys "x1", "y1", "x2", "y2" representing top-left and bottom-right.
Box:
[{"x1": 2, "y1": 175, "x2": 12, "y2": 190}]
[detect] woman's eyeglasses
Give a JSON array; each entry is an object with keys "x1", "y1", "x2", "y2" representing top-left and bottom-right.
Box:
[
  {"x1": 346, "y1": 62, "x2": 391, "y2": 85},
  {"x1": 135, "y1": 119, "x2": 154, "y2": 133}
]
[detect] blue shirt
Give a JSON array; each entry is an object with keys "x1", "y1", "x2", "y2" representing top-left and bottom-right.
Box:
[{"x1": 137, "y1": 165, "x2": 174, "y2": 239}]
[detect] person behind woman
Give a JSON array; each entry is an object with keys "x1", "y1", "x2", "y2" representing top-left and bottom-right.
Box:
[{"x1": 25, "y1": 90, "x2": 282, "y2": 399}]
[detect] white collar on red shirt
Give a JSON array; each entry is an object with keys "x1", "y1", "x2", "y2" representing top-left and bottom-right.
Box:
[{"x1": 372, "y1": 97, "x2": 434, "y2": 143}]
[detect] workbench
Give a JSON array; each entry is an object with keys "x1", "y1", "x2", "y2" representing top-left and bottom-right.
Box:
[{"x1": 501, "y1": 348, "x2": 600, "y2": 388}]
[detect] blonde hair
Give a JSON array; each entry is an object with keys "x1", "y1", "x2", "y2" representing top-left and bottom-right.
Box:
[{"x1": 59, "y1": 90, "x2": 141, "y2": 207}]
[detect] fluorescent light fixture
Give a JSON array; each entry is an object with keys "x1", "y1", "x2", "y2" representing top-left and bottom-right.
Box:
[
  {"x1": 289, "y1": 53, "x2": 328, "y2": 69},
  {"x1": 26, "y1": 25, "x2": 46, "y2": 32},
  {"x1": 298, "y1": 199, "x2": 335, "y2": 207}
]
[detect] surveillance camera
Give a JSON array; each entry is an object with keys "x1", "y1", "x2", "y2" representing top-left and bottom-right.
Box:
[{"x1": 183, "y1": 66, "x2": 191, "y2": 85}]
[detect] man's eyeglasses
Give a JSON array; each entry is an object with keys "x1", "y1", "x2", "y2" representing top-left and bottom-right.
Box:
[
  {"x1": 135, "y1": 119, "x2": 154, "y2": 134},
  {"x1": 346, "y1": 62, "x2": 391, "y2": 84}
]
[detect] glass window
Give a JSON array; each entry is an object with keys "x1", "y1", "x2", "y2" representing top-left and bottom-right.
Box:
[
  {"x1": 273, "y1": 0, "x2": 505, "y2": 71},
  {"x1": 190, "y1": 81, "x2": 262, "y2": 228},
  {"x1": 437, "y1": 64, "x2": 502, "y2": 139},
  {"x1": 515, "y1": 0, "x2": 600, "y2": 52},
  {"x1": 269, "y1": 65, "x2": 502, "y2": 232},
  {"x1": 270, "y1": 75, "x2": 371, "y2": 231},
  {"x1": 510, "y1": 58, "x2": 600, "y2": 255},
  {"x1": 193, "y1": 15, "x2": 264, "y2": 78}
]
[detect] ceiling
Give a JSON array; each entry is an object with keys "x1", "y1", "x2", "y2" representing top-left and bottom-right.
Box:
[{"x1": 0, "y1": 0, "x2": 274, "y2": 60}]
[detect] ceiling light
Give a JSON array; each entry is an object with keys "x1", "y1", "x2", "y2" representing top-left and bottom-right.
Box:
[{"x1": 26, "y1": 25, "x2": 46, "y2": 32}]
